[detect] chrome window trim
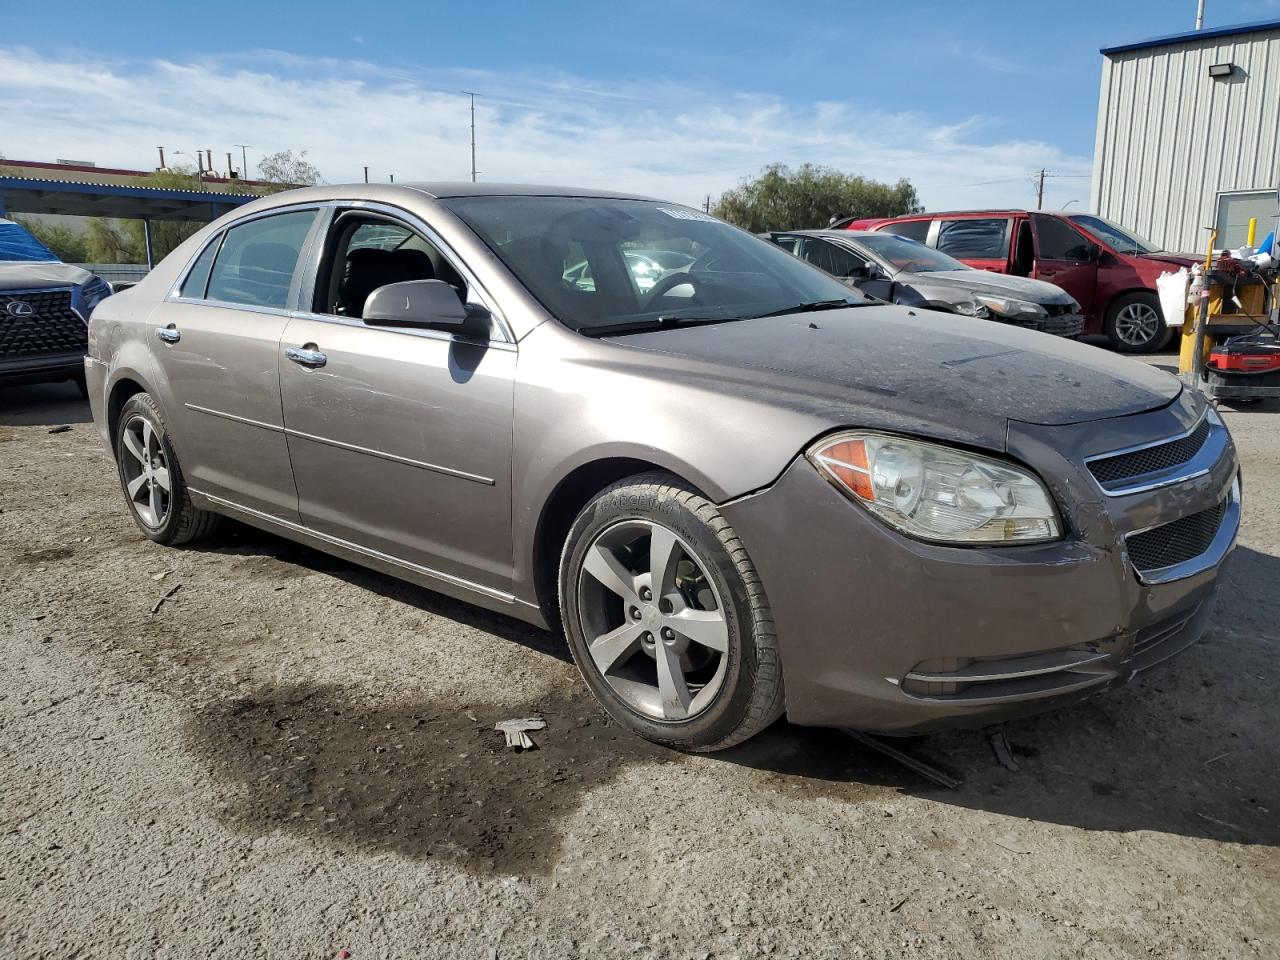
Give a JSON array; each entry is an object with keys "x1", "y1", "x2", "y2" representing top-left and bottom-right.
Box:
[
  {"x1": 1083, "y1": 408, "x2": 1218, "y2": 497},
  {"x1": 1124, "y1": 475, "x2": 1240, "y2": 585}
]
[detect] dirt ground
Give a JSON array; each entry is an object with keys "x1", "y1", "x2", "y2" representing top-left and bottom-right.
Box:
[{"x1": 1, "y1": 364, "x2": 1278, "y2": 959}]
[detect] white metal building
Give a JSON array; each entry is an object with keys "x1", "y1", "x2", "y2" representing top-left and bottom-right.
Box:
[{"x1": 1091, "y1": 18, "x2": 1280, "y2": 254}]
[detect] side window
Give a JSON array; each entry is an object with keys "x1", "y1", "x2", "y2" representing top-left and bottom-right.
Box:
[
  {"x1": 313, "y1": 212, "x2": 470, "y2": 319},
  {"x1": 881, "y1": 219, "x2": 931, "y2": 243},
  {"x1": 180, "y1": 234, "x2": 221, "y2": 298},
  {"x1": 205, "y1": 210, "x2": 316, "y2": 309},
  {"x1": 1031, "y1": 214, "x2": 1094, "y2": 261},
  {"x1": 799, "y1": 238, "x2": 833, "y2": 274},
  {"x1": 772, "y1": 236, "x2": 800, "y2": 254},
  {"x1": 936, "y1": 218, "x2": 1010, "y2": 259},
  {"x1": 821, "y1": 241, "x2": 867, "y2": 278}
]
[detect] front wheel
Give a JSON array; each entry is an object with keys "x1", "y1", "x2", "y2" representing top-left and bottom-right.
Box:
[
  {"x1": 559, "y1": 473, "x2": 784, "y2": 752},
  {"x1": 1105, "y1": 292, "x2": 1172, "y2": 353}
]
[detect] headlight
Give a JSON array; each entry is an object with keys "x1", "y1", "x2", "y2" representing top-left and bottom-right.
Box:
[
  {"x1": 974, "y1": 294, "x2": 1046, "y2": 321},
  {"x1": 807, "y1": 432, "x2": 1062, "y2": 545}
]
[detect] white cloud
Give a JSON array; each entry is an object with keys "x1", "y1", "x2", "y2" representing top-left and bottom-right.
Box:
[{"x1": 0, "y1": 47, "x2": 1092, "y2": 211}]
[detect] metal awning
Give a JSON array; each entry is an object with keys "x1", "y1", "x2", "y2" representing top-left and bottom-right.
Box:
[{"x1": 0, "y1": 176, "x2": 259, "y2": 222}]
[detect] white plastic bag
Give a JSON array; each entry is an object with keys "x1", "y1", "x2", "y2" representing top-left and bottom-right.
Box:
[{"x1": 1156, "y1": 268, "x2": 1189, "y2": 327}]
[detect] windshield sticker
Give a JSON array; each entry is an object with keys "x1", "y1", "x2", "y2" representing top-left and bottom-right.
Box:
[{"x1": 656, "y1": 207, "x2": 717, "y2": 222}]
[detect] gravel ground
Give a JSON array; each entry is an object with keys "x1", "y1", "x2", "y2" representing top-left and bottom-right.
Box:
[{"x1": 2, "y1": 363, "x2": 1278, "y2": 959}]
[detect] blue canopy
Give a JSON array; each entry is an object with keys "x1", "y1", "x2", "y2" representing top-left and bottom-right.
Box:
[{"x1": 0, "y1": 218, "x2": 59, "y2": 262}]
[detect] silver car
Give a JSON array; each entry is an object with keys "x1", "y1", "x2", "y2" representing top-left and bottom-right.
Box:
[{"x1": 86, "y1": 184, "x2": 1240, "y2": 751}]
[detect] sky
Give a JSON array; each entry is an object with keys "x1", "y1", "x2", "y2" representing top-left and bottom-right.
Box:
[{"x1": 2, "y1": 0, "x2": 1278, "y2": 212}]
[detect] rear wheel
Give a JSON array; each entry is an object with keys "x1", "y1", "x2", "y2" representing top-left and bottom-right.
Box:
[
  {"x1": 115, "y1": 393, "x2": 219, "y2": 545},
  {"x1": 559, "y1": 473, "x2": 784, "y2": 752},
  {"x1": 1105, "y1": 292, "x2": 1171, "y2": 353}
]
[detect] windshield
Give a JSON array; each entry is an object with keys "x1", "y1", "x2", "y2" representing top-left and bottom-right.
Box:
[
  {"x1": 1067, "y1": 214, "x2": 1161, "y2": 254},
  {"x1": 443, "y1": 196, "x2": 865, "y2": 332},
  {"x1": 854, "y1": 234, "x2": 968, "y2": 274}
]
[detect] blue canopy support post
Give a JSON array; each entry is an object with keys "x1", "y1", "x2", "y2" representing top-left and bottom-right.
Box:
[
  {"x1": 143, "y1": 218, "x2": 155, "y2": 269},
  {"x1": 0, "y1": 190, "x2": 7, "y2": 218}
]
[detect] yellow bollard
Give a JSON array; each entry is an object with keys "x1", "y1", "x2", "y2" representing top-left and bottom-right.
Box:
[{"x1": 1247, "y1": 217, "x2": 1257, "y2": 248}]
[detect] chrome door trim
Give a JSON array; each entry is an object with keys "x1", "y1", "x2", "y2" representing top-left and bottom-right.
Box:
[
  {"x1": 283, "y1": 427, "x2": 496, "y2": 485},
  {"x1": 186, "y1": 401, "x2": 494, "y2": 483},
  {"x1": 191, "y1": 488, "x2": 518, "y2": 604},
  {"x1": 185, "y1": 402, "x2": 284, "y2": 433}
]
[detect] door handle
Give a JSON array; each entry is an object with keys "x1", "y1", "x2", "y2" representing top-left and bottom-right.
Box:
[
  {"x1": 285, "y1": 345, "x2": 327, "y2": 368},
  {"x1": 154, "y1": 325, "x2": 181, "y2": 344}
]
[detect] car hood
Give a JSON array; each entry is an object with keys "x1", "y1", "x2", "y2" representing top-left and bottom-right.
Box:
[
  {"x1": 0, "y1": 260, "x2": 92, "y2": 291},
  {"x1": 903, "y1": 269, "x2": 1074, "y2": 304},
  {"x1": 1136, "y1": 252, "x2": 1200, "y2": 268},
  {"x1": 605, "y1": 305, "x2": 1180, "y2": 443}
]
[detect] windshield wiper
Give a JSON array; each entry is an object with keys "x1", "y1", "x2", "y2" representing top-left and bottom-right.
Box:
[
  {"x1": 579, "y1": 313, "x2": 746, "y2": 337},
  {"x1": 749, "y1": 298, "x2": 863, "y2": 319}
]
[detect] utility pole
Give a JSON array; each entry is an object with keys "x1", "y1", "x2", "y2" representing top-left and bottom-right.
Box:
[
  {"x1": 1196, "y1": 0, "x2": 1205, "y2": 29},
  {"x1": 1036, "y1": 168, "x2": 1046, "y2": 210},
  {"x1": 363, "y1": 166, "x2": 369, "y2": 184},
  {"x1": 235, "y1": 144, "x2": 252, "y2": 178},
  {"x1": 462, "y1": 91, "x2": 482, "y2": 182},
  {"x1": 704, "y1": 194, "x2": 711, "y2": 213},
  {"x1": 156, "y1": 146, "x2": 166, "y2": 170}
]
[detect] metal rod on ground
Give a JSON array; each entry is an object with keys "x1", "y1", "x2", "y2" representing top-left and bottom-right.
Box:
[
  {"x1": 1191, "y1": 227, "x2": 1218, "y2": 390},
  {"x1": 841, "y1": 729, "x2": 962, "y2": 789}
]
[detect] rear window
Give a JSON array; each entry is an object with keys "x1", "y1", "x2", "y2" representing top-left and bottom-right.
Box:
[
  {"x1": 204, "y1": 210, "x2": 316, "y2": 309},
  {"x1": 936, "y1": 218, "x2": 1010, "y2": 259},
  {"x1": 879, "y1": 219, "x2": 931, "y2": 243}
]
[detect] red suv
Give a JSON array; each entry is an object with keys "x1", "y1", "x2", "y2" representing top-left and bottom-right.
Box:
[{"x1": 843, "y1": 210, "x2": 1196, "y2": 353}]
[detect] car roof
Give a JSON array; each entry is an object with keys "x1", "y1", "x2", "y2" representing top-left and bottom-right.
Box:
[
  {"x1": 402, "y1": 182, "x2": 658, "y2": 201},
  {"x1": 774, "y1": 229, "x2": 881, "y2": 239}
]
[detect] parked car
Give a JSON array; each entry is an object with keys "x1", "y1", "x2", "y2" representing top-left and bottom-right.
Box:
[
  {"x1": 842, "y1": 210, "x2": 1199, "y2": 353},
  {"x1": 86, "y1": 184, "x2": 1239, "y2": 751},
  {"x1": 767, "y1": 230, "x2": 1084, "y2": 337},
  {"x1": 0, "y1": 218, "x2": 112, "y2": 393}
]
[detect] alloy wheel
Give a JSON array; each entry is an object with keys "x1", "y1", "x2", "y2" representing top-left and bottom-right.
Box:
[
  {"x1": 120, "y1": 415, "x2": 171, "y2": 528},
  {"x1": 576, "y1": 519, "x2": 730, "y2": 722},
  {"x1": 1114, "y1": 302, "x2": 1162, "y2": 348}
]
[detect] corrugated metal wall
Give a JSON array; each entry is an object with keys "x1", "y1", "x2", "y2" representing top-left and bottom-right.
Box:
[{"x1": 1091, "y1": 28, "x2": 1280, "y2": 253}]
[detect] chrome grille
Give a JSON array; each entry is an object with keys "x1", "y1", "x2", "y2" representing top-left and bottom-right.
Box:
[
  {"x1": 1087, "y1": 418, "x2": 1211, "y2": 487},
  {"x1": 0, "y1": 289, "x2": 86, "y2": 359},
  {"x1": 1126, "y1": 499, "x2": 1226, "y2": 574}
]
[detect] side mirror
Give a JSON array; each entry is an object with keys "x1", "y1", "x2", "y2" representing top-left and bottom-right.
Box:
[{"x1": 363, "y1": 279, "x2": 467, "y2": 328}]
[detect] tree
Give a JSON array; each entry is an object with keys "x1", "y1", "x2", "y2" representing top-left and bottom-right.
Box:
[
  {"x1": 77, "y1": 168, "x2": 208, "y2": 264},
  {"x1": 253, "y1": 150, "x2": 322, "y2": 194},
  {"x1": 13, "y1": 217, "x2": 89, "y2": 263},
  {"x1": 712, "y1": 163, "x2": 923, "y2": 233}
]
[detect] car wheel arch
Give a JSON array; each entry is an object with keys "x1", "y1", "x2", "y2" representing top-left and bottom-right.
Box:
[
  {"x1": 106, "y1": 374, "x2": 151, "y2": 454},
  {"x1": 531, "y1": 456, "x2": 710, "y2": 630}
]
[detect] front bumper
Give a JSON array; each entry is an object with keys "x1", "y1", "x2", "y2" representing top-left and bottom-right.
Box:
[
  {"x1": 1001, "y1": 310, "x2": 1086, "y2": 338},
  {"x1": 721, "y1": 395, "x2": 1239, "y2": 733},
  {"x1": 0, "y1": 351, "x2": 85, "y2": 386}
]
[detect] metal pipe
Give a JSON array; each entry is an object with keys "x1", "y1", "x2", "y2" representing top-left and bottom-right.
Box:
[
  {"x1": 142, "y1": 219, "x2": 155, "y2": 270},
  {"x1": 1196, "y1": 0, "x2": 1205, "y2": 29}
]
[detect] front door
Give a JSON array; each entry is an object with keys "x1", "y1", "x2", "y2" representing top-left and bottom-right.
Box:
[
  {"x1": 151, "y1": 207, "x2": 318, "y2": 520},
  {"x1": 279, "y1": 208, "x2": 516, "y2": 594},
  {"x1": 1029, "y1": 213, "x2": 1099, "y2": 316}
]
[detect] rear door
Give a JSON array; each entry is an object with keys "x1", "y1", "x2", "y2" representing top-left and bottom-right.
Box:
[
  {"x1": 933, "y1": 217, "x2": 1013, "y2": 274},
  {"x1": 1029, "y1": 213, "x2": 1098, "y2": 315},
  {"x1": 152, "y1": 207, "x2": 319, "y2": 520},
  {"x1": 278, "y1": 205, "x2": 516, "y2": 595}
]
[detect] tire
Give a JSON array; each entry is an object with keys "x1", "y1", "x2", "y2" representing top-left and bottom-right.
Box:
[
  {"x1": 1105, "y1": 292, "x2": 1172, "y2": 353},
  {"x1": 114, "y1": 393, "x2": 219, "y2": 546},
  {"x1": 559, "y1": 472, "x2": 784, "y2": 752}
]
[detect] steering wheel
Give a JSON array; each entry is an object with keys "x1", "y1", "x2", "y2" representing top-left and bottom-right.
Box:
[{"x1": 641, "y1": 270, "x2": 700, "y2": 306}]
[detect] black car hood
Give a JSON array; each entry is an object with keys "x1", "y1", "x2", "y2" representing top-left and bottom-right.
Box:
[
  {"x1": 903, "y1": 269, "x2": 1074, "y2": 304},
  {"x1": 0, "y1": 260, "x2": 92, "y2": 291},
  {"x1": 608, "y1": 305, "x2": 1179, "y2": 444}
]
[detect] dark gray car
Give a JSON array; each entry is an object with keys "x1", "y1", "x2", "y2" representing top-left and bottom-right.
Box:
[
  {"x1": 1, "y1": 219, "x2": 112, "y2": 393},
  {"x1": 85, "y1": 184, "x2": 1239, "y2": 751},
  {"x1": 769, "y1": 229, "x2": 1085, "y2": 337}
]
